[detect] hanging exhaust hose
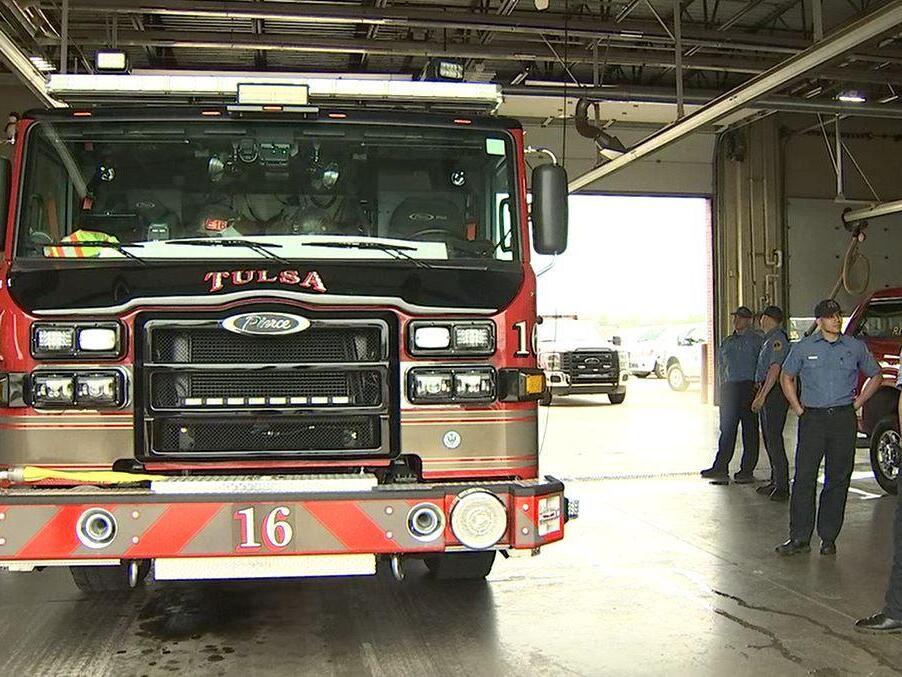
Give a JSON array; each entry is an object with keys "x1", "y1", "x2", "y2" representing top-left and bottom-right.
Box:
[
  {"x1": 574, "y1": 99, "x2": 626, "y2": 154},
  {"x1": 1, "y1": 466, "x2": 164, "y2": 485},
  {"x1": 806, "y1": 230, "x2": 870, "y2": 336}
]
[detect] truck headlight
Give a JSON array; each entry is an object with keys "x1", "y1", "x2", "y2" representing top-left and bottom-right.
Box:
[
  {"x1": 32, "y1": 374, "x2": 76, "y2": 406},
  {"x1": 409, "y1": 321, "x2": 495, "y2": 356},
  {"x1": 413, "y1": 326, "x2": 452, "y2": 350},
  {"x1": 76, "y1": 372, "x2": 123, "y2": 406},
  {"x1": 452, "y1": 325, "x2": 494, "y2": 353},
  {"x1": 408, "y1": 367, "x2": 496, "y2": 404},
  {"x1": 32, "y1": 322, "x2": 122, "y2": 359},
  {"x1": 408, "y1": 370, "x2": 454, "y2": 402},
  {"x1": 33, "y1": 327, "x2": 76, "y2": 355},
  {"x1": 453, "y1": 369, "x2": 495, "y2": 400},
  {"x1": 31, "y1": 371, "x2": 124, "y2": 408},
  {"x1": 540, "y1": 351, "x2": 561, "y2": 370},
  {"x1": 78, "y1": 328, "x2": 118, "y2": 352}
]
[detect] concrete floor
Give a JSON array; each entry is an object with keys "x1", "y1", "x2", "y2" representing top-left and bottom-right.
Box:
[{"x1": 2, "y1": 380, "x2": 900, "y2": 676}]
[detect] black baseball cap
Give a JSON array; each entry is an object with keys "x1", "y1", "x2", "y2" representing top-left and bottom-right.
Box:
[
  {"x1": 761, "y1": 305, "x2": 784, "y2": 323},
  {"x1": 814, "y1": 299, "x2": 843, "y2": 318},
  {"x1": 731, "y1": 306, "x2": 754, "y2": 319}
]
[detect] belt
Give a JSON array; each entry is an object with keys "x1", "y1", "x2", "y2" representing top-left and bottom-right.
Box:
[{"x1": 805, "y1": 405, "x2": 854, "y2": 414}]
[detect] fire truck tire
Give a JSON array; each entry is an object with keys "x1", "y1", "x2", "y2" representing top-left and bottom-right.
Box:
[
  {"x1": 424, "y1": 551, "x2": 496, "y2": 580},
  {"x1": 70, "y1": 560, "x2": 151, "y2": 593},
  {"x1": 539, "y1": 391, "x2": 553, "y2": 406},
  {"x1": 869, "y1": 417, "x2": 900, "y2": 495},
  {"x1": 608, "y1": 393, "x2": 626, "y2": 405}
]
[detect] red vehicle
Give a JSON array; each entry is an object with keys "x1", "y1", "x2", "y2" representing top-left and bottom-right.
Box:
[
  {"x1": 846, "y1": 288, "x2": 901, "y2": 494},
  {"x1": 0, "y1": 75, "x2": 573, "y2": 591}
]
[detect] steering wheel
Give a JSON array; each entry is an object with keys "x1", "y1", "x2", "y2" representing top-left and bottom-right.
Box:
[{"x1": 408, "y1": 228, "x2": 456, "y2": 241}]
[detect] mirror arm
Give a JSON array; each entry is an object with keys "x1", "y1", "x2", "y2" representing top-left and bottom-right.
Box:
[{"x1": 525, "y1": 146, "x2": 559, "y2": 166}]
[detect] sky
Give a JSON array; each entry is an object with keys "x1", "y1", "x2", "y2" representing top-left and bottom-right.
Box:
[{"x1": 533, "y1": 195, "x2": 711, "y2": 328}]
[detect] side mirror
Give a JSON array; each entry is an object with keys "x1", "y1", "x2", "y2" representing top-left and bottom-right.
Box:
[
  {"x1": 612, "y1": 336, "x2": 622, "y2": 346},
  {"x1": 0, "y1": 158, "x2": 10, "y2": 251},
  {"x1": 531, "y1": 163, "x2": 568, "y2": 255}
]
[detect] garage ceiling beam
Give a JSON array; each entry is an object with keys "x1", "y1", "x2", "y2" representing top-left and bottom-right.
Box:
[
  {"x1": 46, "y1": 0, "x2": 902, "y2": 69},
  {"x1": 567, "y1": 0, "x2": 902, "y2": 192},
  {"x1": 507, "y1": 83, "x2": 902, "y2": 119},
  {"x1": 43, "y1": 0, "x2": 842, "y2": 56},
  {"x1": 42, "y1": 30, "x2": 902, "y2": 86}
]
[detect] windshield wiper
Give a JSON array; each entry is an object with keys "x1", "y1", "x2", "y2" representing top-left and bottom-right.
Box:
[
  {"x1": 312, "y1": 240, "x2": 435, "y2": 269},
  {"x1": 164, "y1": 238, "x2": 292, "y2": 265},
  {"x1": 41, "y1": 241, "x2": 147, "y2": 265}
]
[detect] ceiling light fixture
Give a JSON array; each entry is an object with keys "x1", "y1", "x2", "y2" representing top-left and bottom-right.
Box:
[
  {"x1": 879, "y1": 86, "x2": 898, "y2": 104},
  {"x1": 29, "y1": 56, "x2": 56, "y2": 73},
  {"x1": 837, "y1": 90, "x2": 866, "y2": 103}
]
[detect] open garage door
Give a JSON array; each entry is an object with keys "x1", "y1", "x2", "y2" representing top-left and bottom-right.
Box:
[{"x1": 534, "y1": 194, "x2": 715, "y2": 481}]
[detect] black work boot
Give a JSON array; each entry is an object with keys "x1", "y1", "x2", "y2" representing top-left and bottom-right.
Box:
[{"x1": 775, "y1": 539, "x2": 810, "y2": 556}]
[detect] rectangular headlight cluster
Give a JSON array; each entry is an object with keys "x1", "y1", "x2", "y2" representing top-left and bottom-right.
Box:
[
  {"x1": 32, "y1": 322, "x2": 122, "y2": 359},
  {"x1": 409, "y1": 321, "x2": 495, "y2": 356},
  {"x1": 31, "y1": 371, "x2": 124, "y2": 408},
  {"x1": 407, "y1": 367, "x2": 495, "y2": 404}
]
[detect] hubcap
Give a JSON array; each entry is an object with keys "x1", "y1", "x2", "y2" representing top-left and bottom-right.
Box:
[
  {"x1": 669, "y1": 369, "x2": 684, "y2": 389},
  {"x1": 876, "y1": 429, "x2": 901, "y2": 480}
]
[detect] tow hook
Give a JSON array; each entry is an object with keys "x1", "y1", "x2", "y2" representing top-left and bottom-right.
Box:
[
  {"x1": 565, "y1": 497, "x2": 580, "y2": 521},
  {"x1": 390, "y1": 554, "x2": 405, "y2": 582}
]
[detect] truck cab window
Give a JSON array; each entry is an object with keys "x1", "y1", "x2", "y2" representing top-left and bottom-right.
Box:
[{"x1": 16, "y1": 121, "x2": 521, "y2": 264}]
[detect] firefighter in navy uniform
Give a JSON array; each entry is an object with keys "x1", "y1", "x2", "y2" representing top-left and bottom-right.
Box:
[
  {"x1": 855, "y1": 350, "x2": 902, "y2": 634},
  {"x1": 701, "y1": 306, "x2": 764, "y2": 483},
  {"x1": 751, "y1": 306, "x2": 791, "y2": 501},
  {"x1": 776, "y1": 299, "x2": 882, "y2": 557}
]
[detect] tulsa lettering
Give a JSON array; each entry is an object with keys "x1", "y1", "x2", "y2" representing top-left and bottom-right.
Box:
[{"x1": 204, "y1": 269, "x2": 327, "y2": 294}]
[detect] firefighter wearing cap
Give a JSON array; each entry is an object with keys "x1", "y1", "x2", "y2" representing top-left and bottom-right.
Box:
[
  {"x1": 855, "y1": 347, "x2": 902, "y2": 633},
  {"x1": 751, "y1": 305, "x2": 791, "y2": 501},
  {"x1": 701, "y1": 306, "x2": 764, "y2": 483},
  {"x1": 776, "y1": 298, "x2": 882, "y2": 557}
]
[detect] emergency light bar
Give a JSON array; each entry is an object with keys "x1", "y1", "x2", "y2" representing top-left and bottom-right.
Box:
[{"x1": 46, "y1": 74, "x2": 503, "y2": 109}]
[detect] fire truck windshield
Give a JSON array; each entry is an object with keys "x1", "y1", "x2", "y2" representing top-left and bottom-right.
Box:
[{"x1": 15, "y1": 120, "x2": 521, "y2": 264}]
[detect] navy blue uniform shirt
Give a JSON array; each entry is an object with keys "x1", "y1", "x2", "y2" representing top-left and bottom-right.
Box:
[
  {"x1": 756, "y1": 327, "x2": 789, "y2": 384},
  {"x1": 782, "y1": 332, "x2": 880, "y2": 408},
  {"x1": 720, "y1": 329, "x2": 764, "y2": 383}
]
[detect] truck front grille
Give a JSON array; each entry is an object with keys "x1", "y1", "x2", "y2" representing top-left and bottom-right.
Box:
[
  {"x1": 562, "y1": 350, "x2": 618, "y2": 383},
  {"x1": 154, "y1": 416, "x2": 381, "y2": 455},
  {"x1": 136, "y1": 312, "x2": 394, "y2": 460}
]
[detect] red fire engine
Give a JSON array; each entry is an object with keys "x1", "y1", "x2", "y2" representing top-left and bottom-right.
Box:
[{"x1": 0, "y1": 75, "x2": 574, "y2": 591}]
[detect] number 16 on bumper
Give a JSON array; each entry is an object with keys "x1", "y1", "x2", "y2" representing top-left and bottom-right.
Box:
[{"x1": 234, "y1": 506, "x2": 295, "y2": 550}]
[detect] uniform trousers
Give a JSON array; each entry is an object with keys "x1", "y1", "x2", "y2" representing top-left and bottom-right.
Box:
[
  {"x1": 713, "y1": 380, "x2": 759, "y2": 473},
  {"x1": 884, "y1": 481, "x2": 902, "y2": 620},
  {"x1": 760, "y1": 387, "x2": 789, "y2": 491},
  {"x1": 790, "y1": 406, "x2": 857, "y2": 543}
]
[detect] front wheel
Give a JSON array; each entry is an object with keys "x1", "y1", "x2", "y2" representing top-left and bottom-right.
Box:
[
  {"x1": 539, "y1": 390, "x2": 553, "y2": 406},
  {"x1": 608, "y1": 392, "x2": 626, "y2": 405},
  {"x1": 869, "y1": 417, "x2": 900, "y2": 495},
  {"x1": 70, "y1": 560, "x2": 151, "y2": 593},
  {"x1": 425, "y1": 551, "x2": 496, "y2": 580},
  {"x1": 667, "y1": 363, "x2": 689, "y2": 392}
]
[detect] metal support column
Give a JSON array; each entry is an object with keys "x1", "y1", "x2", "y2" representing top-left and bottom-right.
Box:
[
  {"x1": 61, "y1": 0, "x2": 70, "y2": 74},
  {"x1": 674, "y1": 0, "x2": 685, "y2": 118}
]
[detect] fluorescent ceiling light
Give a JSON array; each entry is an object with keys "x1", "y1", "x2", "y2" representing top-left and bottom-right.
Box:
[
  {"x1": 837, "y1": 90, "x2": 866, "y2": 103},
  {"x1": 29, "y1": 56, "x2": 55, "y2": 73}
]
